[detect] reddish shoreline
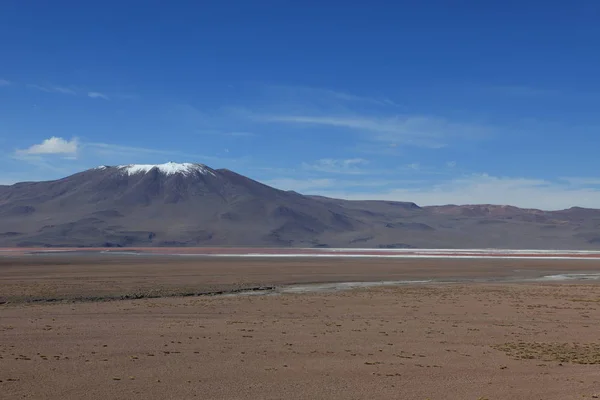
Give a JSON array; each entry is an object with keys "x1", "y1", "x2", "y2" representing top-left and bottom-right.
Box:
[{"x1": 3, "y1": 247, "x2": 600, "y2": 258}]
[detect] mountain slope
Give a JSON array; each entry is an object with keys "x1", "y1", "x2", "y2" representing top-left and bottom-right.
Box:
[{"x1": 0, "y1": 162, "x2": 599, "y2": 249}]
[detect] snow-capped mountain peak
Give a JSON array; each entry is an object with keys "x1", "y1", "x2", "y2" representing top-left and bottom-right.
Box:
[
  {"x1": 94, "y1": 162, "x2": 215, "y2": 176},
  {"x1": 117, "y1": 162, "x2": 215, "y2": 176}
]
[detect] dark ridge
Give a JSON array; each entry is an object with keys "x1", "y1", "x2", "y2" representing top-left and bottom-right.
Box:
[{"x1": 0, "y1": 286, "x2": 277, "y2": 305}]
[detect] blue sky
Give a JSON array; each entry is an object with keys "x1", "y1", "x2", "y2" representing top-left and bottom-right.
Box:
[{"x1": 1, "y1": 1, "x2": 600, "y2": 209}]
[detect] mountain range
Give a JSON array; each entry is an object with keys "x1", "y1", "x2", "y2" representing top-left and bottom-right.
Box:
[{"x1": 1, "y1": 162, "x2": 600, "y2": 249}]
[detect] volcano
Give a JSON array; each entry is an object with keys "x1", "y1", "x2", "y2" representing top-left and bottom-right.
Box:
[{"x1": 1, "y1": 162, "x2": 600, "y2": 249}]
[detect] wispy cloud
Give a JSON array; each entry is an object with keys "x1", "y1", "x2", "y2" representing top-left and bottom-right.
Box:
[
  {"x1": 88, "y1": 91, "x2": 109, "y2": 100},
  {"x1": 245, "y1": 84, "x2": 492, "y2": 148},
  {"x1": 7, "y1": 155, "x2": 73, "y2": 175},
  {"x1": 27, "y1": 84, "x2": 77, "y2": 95},
  {"x1": 263, "y1": 84, "x2": 402, "y2": 108},
  {"x1": 195, "y1": 128, "x2": 257, "y2": 137},
  {"x1": 84, "y1": 142, "x2": 189, "y2": 158},
  {"x1": 328, "y1": 90, "x2": 400, "y2": 107},
  {"x1": 227, "y1": 131, "x2": 255, "y2": 137},
  {"x1": 25, "y1": 83, "x2": 127, "y2": 100},
  {"x1": 0, "y1": 79, "x2": 10, "y2": 86},
  {"x1": 302, "y1": 158, "x2": 369, "y2": 174},
  {"x1": 486, "y1": 85, "x2": 560, "y2": 98},
  {"x1": 264, "y1": 178, "x2": 336, "y2": 192},
  {"x1": 16, "y1": 137, "x2": 79, "y2": 155},
  {"x1": 169, "y1": 85, "x2": 490, "y2": 150},
  {"x1": 113, "y1": 93, "x2": 140, "y2": 100},
  {"x1": 0, "y1": 171, "x2": 67, "y2": 185},
  {"x1": 258, "y1": 114, "x2": 490, "y2": 148},
  {"x1": 559, "y1": 177, "x2": 600, "y2": 186},
  {"x1": 83, "y1": 142, "x2": 248, "y2": 167},
  {"x1": 264, "y1": 177, "x2": 427, "y2": 192}
]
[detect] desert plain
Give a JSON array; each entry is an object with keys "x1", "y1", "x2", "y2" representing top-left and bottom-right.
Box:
[{"x1": 2, "y1": 253, "x2": 600, "y2": 399}]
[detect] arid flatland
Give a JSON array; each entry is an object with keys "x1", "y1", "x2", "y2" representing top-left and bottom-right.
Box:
[{"x1": 2, "y1": 256, "x2": 600, "y2": 399}]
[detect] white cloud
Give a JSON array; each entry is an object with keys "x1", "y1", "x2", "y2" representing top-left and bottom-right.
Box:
[
  {"x1": 14, "y1": 140, "x2": 182, "y2": 160},
  {"x1": 0, "y1": 79, "x2": 10, "y2": 86},
  {"x1": 302, "y1": 158, "x2": 369, "y2": 174},
  {"x1": 13, "y1": 138, "x2": 236, "y2": 165},
  {"x1": 88, "y1": 91, "x2": 109, "y2": 100},
  {"x1": 10, "y1": 139, "x2": 248, "y2": 182},
  {"x1": 27, "y1": 84, "x2": 77, "y2": 95},
  {"x1": 16, "y1": 137, "x2": 79, "y2": 155}
]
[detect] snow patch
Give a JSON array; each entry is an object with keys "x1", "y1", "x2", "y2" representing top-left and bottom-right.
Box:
[{"x1": 116, "y1": 162, "x2": 215, "y2": 176}]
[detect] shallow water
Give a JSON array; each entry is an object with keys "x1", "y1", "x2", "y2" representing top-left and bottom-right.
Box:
[
  {"x1": 224, "y1": 273, "x2": 600, "y2": 297},
  {"x1": 279, "y1": 280, "x2": 433, "y2": 294},
  {"x1": 535, "y1": 273, "x2": 600, "y2": 281}
]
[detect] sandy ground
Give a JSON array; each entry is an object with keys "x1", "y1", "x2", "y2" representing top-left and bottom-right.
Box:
[{"x1": 2, "y1": 257, "x2": 600, "y2": 399}]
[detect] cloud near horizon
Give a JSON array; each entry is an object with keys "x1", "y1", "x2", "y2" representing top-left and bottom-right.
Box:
[{"x1": 270, "y1": 173, "x2": 600, "y2": 211}]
